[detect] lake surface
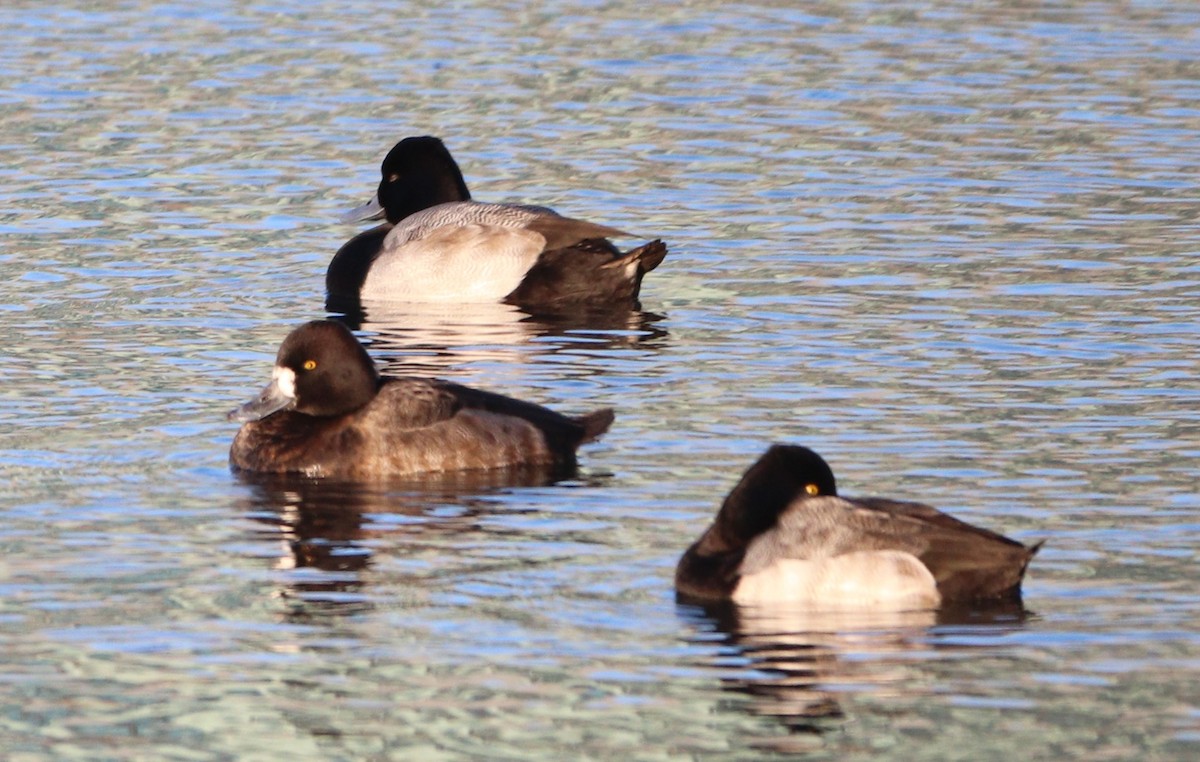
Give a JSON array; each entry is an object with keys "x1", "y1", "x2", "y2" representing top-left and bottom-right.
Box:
[{"x1": 2, "y1": 1, "x2": 1198, "y2": 758}]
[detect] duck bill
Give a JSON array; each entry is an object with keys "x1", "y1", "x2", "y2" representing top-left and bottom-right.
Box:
[
  {"x1": 339, "y1": 193, "x2": 386, "y2": 223},
  {"x1": 227, "y1": 368, "x2": 296, "y2": 422}
]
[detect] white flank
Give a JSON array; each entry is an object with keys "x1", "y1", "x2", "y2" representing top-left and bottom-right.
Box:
[
  {"x1": 362, "y1": 224, "x2": 546, "y2": 302},
  {"x1": 733, "y1": 550, "x2": 942, "y2": 610}
]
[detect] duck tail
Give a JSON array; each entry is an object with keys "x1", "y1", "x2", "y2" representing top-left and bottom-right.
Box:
[
  {"x1": 577, "y1": 408, "x2": 615, "y2": 443},
  {"x1": 602, "y1": 239, "x2": 668, "y2": 274},
  {"x1": 632, "y1": 239, "x2": 668, "y2": 274},
  {"x1": 1020, "y1": 539, "x2": 1046, "y2": 578}
]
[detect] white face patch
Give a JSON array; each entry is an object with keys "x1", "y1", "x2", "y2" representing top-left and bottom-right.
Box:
[{"x1": 272, "y1": 366, "x2": 297, "y2": 400}]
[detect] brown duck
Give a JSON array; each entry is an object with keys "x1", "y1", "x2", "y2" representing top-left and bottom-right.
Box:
[{"x1": 228, "y1": 320, "x2": 613, "y2": 479}]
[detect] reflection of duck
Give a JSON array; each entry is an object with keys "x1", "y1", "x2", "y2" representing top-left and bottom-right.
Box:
[
  {"x1": 677, "y1": 445, "x2": 1041, "y2": 609},
  {"x1": 227, "y1": 321, "x2": 613, "y2": 478},
  {"x1": 236, "y1": 466, "x2": 575, "y2": 621},
  {"x1": 679, "y1": 599, "x2": 1030, "y2": 752},
  {"x1": 326, "y1": 299, "x2": 668, "y2": 379},
  {"x1": 328, "y1": 136, "x2": 667, "y2": 313}
]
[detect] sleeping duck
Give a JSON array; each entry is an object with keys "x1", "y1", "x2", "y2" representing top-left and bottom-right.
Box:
[
  {"x1": 228, "y1": 320, "x2": 613, "y2": 479},
  {"x1": 327, "y1": 136, "x2": 668, "y2": 311},
  {"x1": 676, "y1": 445, "x2": 1041, "y2": 609}
]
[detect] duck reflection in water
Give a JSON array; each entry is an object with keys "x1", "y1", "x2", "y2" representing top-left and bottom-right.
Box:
[
  {"x1": 678, "y1": 599, "x2": 1031, "y2": 753},
  {"x1": 326, "y1": 294, "x2": 668, "y2": 381},
  {"x1": 236, "y1": 465, "x2": 576, "y2": 621}
]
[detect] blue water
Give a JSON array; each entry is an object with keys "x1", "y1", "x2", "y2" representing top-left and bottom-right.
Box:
[{"x1": 1, "y1": 1, "x2": 1198, "y2": 758}]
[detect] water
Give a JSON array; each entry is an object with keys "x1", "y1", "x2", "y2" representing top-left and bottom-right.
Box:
[{"x1": 2, "y1": 0, "x2": 1198, "y2": 758}]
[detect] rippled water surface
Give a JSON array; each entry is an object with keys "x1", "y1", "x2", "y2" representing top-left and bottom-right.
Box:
[{"x1": 2, "y1": 1, "x2": 1198, "y2": 758}]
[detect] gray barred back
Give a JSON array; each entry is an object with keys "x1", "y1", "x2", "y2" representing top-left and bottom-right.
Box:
[{"x1": 390, "y1": 201, "x2": 562, "y2": 247}]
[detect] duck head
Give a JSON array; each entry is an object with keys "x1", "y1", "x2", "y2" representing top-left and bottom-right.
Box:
[
  {"x1": 229, "y1": 320, "x2": 379, "y2": 422},
  {"x1": 342, "y1": 136, "x2": 472, "y2": 225}
]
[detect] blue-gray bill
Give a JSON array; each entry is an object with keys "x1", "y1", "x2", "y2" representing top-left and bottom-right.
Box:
[
  {"x1": 339, "y1": 194, "x2": 386, "y2": 224},
  {"x1": 227, "y1": 377, "x2": 295, "y2": 423}
]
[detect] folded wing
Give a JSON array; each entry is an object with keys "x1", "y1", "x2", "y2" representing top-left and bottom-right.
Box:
[{"x1": 744, "y1": 495, "x2": 1036, "y2": 601}]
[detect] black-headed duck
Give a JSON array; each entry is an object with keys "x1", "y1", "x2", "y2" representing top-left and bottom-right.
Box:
[
  {"x1": 326, "y1": 136, "x2": 668, "y2": 311},
  {"x1": 228, "y1": 320, "x2": 613, "y2": 478},
  {"x1": 676, "y1": 445, "x2": 1041, "y2": 609}
]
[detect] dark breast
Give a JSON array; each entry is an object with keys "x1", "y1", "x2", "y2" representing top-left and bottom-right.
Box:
[
  {"x1": 326, "y1": 224, "x2": 392, "y2": 297},
  {"x1": 230, "y1": 412, "x2": 365, "y2": 477},
  {"x1": 674, "y1": 525, "x2": 746, "y2": 601}
]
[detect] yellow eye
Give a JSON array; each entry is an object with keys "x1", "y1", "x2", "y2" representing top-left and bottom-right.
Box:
[
  {"x1": 804, "y1": 483, "x2": 820, "y2": 496},
  {"x1": 302, "y1": 359, "x2": 317, "y2": 371}
]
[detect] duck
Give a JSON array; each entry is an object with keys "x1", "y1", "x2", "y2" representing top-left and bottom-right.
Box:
[
  {"x1": 227, "y1": 320, "x2": 614, "y2": 479},
  {"x1": 326, "y1": 136, "x2": 668, "y2": 311},
  {"x1": 675, "y1": 445, "x2": 1041, "y2": 609}
]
